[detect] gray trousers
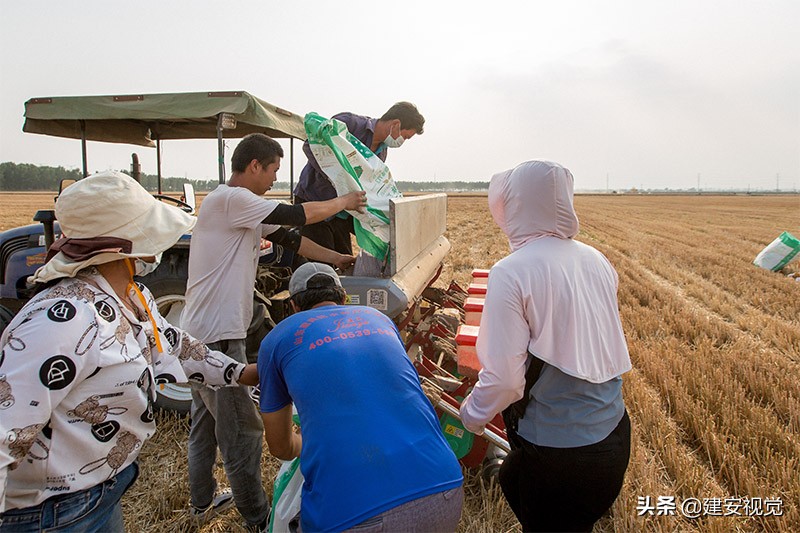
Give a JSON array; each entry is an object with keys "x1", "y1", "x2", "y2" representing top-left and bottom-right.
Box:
[
  {"x1": 338, "y1": 487, "x2": 463, "y2": 533},
  {"x1": 187, "y1": 339, "x2": 269, "y2": 526}
]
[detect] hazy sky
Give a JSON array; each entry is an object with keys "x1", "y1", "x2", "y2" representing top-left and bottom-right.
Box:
[{"x1": 1, "y1": 1, "x2": 798, "y2": 191}]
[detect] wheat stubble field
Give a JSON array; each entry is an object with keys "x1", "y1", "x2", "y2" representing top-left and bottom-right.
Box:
[{"x1": 1, "y1": 192, "x2": 798, "y2": 532}]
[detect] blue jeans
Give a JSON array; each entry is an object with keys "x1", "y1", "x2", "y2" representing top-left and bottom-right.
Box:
[
  {"x1": 188, "y1": 339, "x2": 269, "y2": 526},
  {"x1": 0, "y1": 462, "x2": 138, "y2": 532}
]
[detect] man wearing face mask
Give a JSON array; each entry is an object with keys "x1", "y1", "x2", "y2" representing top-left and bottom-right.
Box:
[{"x1": 294, "y1": 102, "x2": 425, "y2": 256}]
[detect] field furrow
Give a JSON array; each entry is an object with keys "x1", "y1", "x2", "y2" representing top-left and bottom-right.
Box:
[
  {"x1": 621, "y1": 254, "x2": 800, "y2": 429},
  {"x1": 2, "y1": 192, "x2": 797, "y2": 532},
  {"x1": 622, "y1": 260, "x2": 800, "y2": 468},
  {"x1": 583, "y1": 209, "x2": 800, "y2": 320}
]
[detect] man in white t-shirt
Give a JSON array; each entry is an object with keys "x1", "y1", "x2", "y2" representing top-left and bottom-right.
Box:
[{"x1": 182, "y1": 133, "x2": 366, "y2": 531}]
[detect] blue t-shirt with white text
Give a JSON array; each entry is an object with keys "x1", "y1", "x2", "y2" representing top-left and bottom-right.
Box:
[{"x1": 258, "y1": 305, "x2": 462, "y2": 532}]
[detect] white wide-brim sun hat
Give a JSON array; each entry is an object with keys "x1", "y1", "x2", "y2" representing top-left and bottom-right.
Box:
[{"x1": 30, "y1": 170, "x2": 196, "y2": 283}]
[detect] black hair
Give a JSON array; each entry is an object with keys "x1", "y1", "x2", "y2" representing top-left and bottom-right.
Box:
[
  {"x1": 292, "y1": 287, "x2": 346, "y2": 311},
  {"x1": 380, "y1": 102, "x2": 425, "y2": 134},
  {"x1": 231, "y1": 133, "x2": 284, "y2": 173},
  {"x1": 291, "y1": 273, "x2": 346, "y2": 311}
]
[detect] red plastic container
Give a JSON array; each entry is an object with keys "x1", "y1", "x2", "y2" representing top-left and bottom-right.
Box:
[
  {"x1": 467, "y1": 283, "x2": 487, "y2": 296},
  {"x1": 463, "y1": 297, "x2": 485, "y2": 326},
  {"x1": 471, "y1": 268, "x2": 490, "y2": 279},
  {"x1": 455, "y1": 324, "x2": 481, "y2": 379}
]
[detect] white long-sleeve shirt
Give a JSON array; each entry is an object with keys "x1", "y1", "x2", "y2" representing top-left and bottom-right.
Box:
[
  {"x1": 460, "y1": 161, "x2": 630, "y2": 437},
  {"x1": 0, "y1": 269, "x2": 246, "y2": 512},
  {"x1": 459, "y1": 238, "x2": 629, "y2": 440}
]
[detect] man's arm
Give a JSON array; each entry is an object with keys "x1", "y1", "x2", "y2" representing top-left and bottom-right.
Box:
[
  {"x1": 265, "y1": 229, "x2": 355, "y2": 270},
  {"x1": 262, "y1": 203, "x2": 307, "y2": 226},
  {"x1": 261, "y1": 405, "x2": 302, "y2": 461},
  {"x1": 238, "y1": 363, "x2": 259, "y2": 387},
  {"x1": 262, "y1": 193, "x2": 367, "y2": 226},
  {"x1": 301, "y1": 191, "x2": 366, "y2": 224},
  {"x1": 298, "y1": 237, "x2": 356, "y2": 270}
]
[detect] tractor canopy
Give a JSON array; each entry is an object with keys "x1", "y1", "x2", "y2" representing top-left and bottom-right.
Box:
[{"x1": 23, "y1": 90, "x2": 307, "y2": 145}]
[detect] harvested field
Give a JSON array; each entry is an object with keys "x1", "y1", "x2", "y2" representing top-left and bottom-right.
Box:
[
  {"x1": 1, "y1": 193, "x2": 798, "y2": 532},
  {"x1": 0, "y1": 192, "x2": 60, "y2": 231}
]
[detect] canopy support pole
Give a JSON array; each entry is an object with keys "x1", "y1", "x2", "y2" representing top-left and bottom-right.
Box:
[
  {"x1": 290, "y1": 138, "x2": 294, "y2": 203},
  {"x1": 156, "y1": 138, "x2": 163, "y2": 194},
  {"x1": 216, "y1": 114, "x2": 225, "y2": 184},
  {"x1": 80, "y1": 120, "x2": 88, "y2": 177}
]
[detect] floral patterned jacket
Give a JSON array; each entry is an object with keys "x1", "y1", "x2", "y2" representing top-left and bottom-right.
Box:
[{"x1": 0, "y1": 269, "x2": 246, "y2": 512}]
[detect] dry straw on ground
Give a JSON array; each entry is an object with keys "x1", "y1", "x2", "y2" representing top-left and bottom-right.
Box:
[{"x1": 1, "y1": 192, "x2": 798, "y2": 532}]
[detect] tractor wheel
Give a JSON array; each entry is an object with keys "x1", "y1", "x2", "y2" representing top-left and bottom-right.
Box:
[
  {"x1": 480, "y1": 445, "x2": 507, "y2": 484},
  {"x1": 0, "y1": 305, "x2": 15, "y2": 338},
  {"x1": 140, "y1": 264, "x2": 193, "y2": 415},
  {"x1": 481, "y1": 457, "x2": 504, "y2": 484}
]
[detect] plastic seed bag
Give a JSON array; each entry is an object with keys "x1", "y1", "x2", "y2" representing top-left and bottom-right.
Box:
[
  {"x1": 304, "y1": 112, "x2": 402, "y2": 271},
  {"x1": 753, "y1": 231, "x2": 800, "y2": 271}
]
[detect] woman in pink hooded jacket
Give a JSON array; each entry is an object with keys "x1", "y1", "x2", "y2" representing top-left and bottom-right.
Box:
[{"x1": 460, "y1": 160, "x2": 632, "y2": 532}]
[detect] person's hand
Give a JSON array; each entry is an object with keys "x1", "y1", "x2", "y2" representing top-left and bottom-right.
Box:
[
  {"x1": 459, "y1": 397, "x2": 485, "y2": 435},
  {"x1": 333, "y1": 253, "x2": 357, "y2": 271},
  {"x1": 342, "y1": 191, "x2": 367, "y2": 213},
  {"x1": 238, "y1": 363, "x2": 259, "y2": 386}
]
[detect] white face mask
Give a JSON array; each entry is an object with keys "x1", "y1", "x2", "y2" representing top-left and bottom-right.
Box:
[
  {"x1": 134, "y1": 252, "x2": 162, "y2": 277},
  {"x1": 384, "y1": 126, "x2": 405, "y2": 148}
]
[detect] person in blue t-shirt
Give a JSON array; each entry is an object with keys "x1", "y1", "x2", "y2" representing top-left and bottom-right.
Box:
[{"x1": 258, "y1": 262, "x2": 463, "y2": 532}]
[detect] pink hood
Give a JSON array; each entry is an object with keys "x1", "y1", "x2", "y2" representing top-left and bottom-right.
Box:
[
  {"x1": 459, "y1": 160, "x2": 631, "y2": 434},
  {"x1": 488, "y1": 160, "x2": 579, "y2": 251}
]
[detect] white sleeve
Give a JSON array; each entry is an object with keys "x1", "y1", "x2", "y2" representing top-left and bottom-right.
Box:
[
  {"x1": 0, "y1": 299, "x2": 99, "y2": 511},
  {"x1": 167, "y1": 330, "x2": 247, "y2": 388},
  {"x1": 142, "y1": 287, "x2": 246, "y2": 388},
  {"x1": 459, "y1": 268, "x2": 530, "y2": 434},
  {"x1": 229, "y1": 189, "x2": 279, "y2": 230},
  {"x1": 261, "y1": 224, "x2": 282, "y2": 237}
]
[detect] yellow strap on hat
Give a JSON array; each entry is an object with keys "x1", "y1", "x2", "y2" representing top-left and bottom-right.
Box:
[{"x1": 125, "y1": 259, "x2": 164, "y2": 354}]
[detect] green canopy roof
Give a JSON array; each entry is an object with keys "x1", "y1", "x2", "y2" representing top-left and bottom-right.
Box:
[{"x1": 23, "y1": 90, "x2": 307, "y2": 146}]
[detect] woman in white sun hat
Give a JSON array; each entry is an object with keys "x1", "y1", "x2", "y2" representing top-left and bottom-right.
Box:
[{"x1": 0, "y1": 170, "x2": 258, "y2": 532}]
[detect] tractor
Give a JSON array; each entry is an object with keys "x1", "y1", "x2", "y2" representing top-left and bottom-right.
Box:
[{"x1": 0, "y1": 90, "x2": 508, "y2": 478}]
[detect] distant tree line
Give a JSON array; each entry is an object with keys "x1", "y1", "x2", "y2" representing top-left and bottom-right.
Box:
[
  {"x1": 0, "y1": 163, "x2": 83, "y2": 191},
  {"x1": 0, "y1": 162, "x2": 490, "y2": 192},
  {"x1": 0, "y1": 162, "x2": 218, "y2": 192},
  {"x1": 396, "y1": 181, "x2": 489, "y2": 192}
]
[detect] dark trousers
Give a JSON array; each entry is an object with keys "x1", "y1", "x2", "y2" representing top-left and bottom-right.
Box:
[
  {"x1": 294, "y1": 196, "x2": 354, "y2": 256},
  {"x1": 499, "y1": 410, "x2": 631, "y2": 532},
  {"x1": 299, "y1": 216, "x2": 354, "y2": 256}
]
